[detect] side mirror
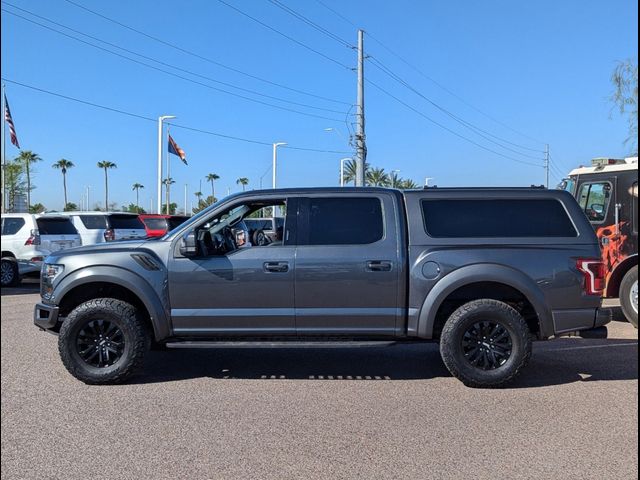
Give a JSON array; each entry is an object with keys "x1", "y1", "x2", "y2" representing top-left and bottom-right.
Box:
[{"x1": 179, "y1": 231, "x2": 197, "y2": 257}]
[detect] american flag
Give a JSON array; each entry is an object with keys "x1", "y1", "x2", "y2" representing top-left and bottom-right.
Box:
[{"x1": 4, "y1": 94, "x2": 20, "y2": 148}]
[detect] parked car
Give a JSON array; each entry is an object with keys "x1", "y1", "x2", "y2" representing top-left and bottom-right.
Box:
[
  {"x1": 561, "y1": 156, "x2": 638, "y2": 326},
  {"x1": 56, "y1": 212, "x2": 147, "y2": 245},
  {"x1": 1, "y1": 213, "x2": 81, "y2": 287},
  {"x1": 139, "y1": 214, "x2": 190, "y2": 238},
  {"x1": 244, "y1": 217, "x2": 285, "y2": 245},
  {"x1": 35, "y1": 187, "x2": 610, "y2": 387}
]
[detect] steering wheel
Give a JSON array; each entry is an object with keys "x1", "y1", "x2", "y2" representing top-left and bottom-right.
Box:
[{"x1": 221, "y1": 226, "x2": 237, "y2": 252}]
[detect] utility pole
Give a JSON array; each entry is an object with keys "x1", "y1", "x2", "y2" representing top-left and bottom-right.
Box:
[
  {"x1": 355, "y1": 29, "x2": 366, "y2": 187},
  {"x1": 544, "y1": 144, "x2": 550, "y2": 188}
]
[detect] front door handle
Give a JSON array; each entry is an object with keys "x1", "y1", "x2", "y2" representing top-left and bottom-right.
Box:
[
  {"x1": 366, "y1": 261, "x2": 392, "y2": 272},
  {"x1": 264, "y1": 261, "x2": 289, "y2": 273}
]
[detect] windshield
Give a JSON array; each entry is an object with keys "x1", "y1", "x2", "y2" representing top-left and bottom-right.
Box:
[{"x1": 160, "y1": 196, "x2": 228, "y2": 240}]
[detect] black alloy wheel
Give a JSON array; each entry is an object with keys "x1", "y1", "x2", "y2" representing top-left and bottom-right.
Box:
[
  {"x1": 76, "y1": 319, "x2": 125, "y2": 368},
  {"x1": 461, "y1": 321, "x2": 513, "y2": 370}
]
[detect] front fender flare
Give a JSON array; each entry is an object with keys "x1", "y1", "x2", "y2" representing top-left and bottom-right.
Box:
[
  {"x1": 416, "y1": 263, "x2": 553, "y2": 339},
  {"x1": 53, "y1": 266, "x2": 170, "y2": 341}
]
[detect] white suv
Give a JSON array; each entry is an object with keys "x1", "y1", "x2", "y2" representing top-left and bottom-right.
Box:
[
  {"x1": 57, "y1": 212, "x2": 147, "y2": 246},
  {"x1": 1, "y1": 214, "x2": 81, "y2": 287}
]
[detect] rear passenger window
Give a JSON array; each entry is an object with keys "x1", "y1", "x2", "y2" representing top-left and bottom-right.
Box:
[
  {"x1": 1, "y1": 218, "x2": 25, "y2": 235},
  {"x1": 306, "y1": 197, "x2": 384, "y2": 245},
  {"x1": 421, "y1": 199, "x2": 577, "y2": 238},
  {"x1": 79, "y1": 215, "x2": 108, "y2": 230},
  {"x1": 36, "y1": 218, "x2": 78, "y2": 235},
  {"x1": 109, "y1": 215, "x2": 145, "y2": 230}
]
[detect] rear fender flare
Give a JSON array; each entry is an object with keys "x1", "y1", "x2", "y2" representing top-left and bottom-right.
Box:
[{"x1": 416, "y1": 263, "x2": 553, "y2": 339}]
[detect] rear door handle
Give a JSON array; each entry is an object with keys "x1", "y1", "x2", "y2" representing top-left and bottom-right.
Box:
[
  {"x1": 366, "y1": 261, "x2": 392, "y2": 272},
  {"x1": 264, "y1": 261, "x2": 289, "y2": 273}
]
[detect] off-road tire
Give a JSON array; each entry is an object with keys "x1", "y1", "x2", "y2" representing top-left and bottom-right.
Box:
[
  {"x1": 440, "y1": 299, "x2": 532, "y2": 388},
  {"x1": 1, "y1": 257, "x2": 20, "y2": 287},
  {"x1": 58, "y1": 298, "x2": 149, "y2": 384},
  {"x1": 619, "y1": 266, "x2": 638, "y2": 328}
]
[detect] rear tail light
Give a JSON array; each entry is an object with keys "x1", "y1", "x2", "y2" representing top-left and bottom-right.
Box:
[
  {"x1": 25, "y1": 229, "x2": 41, "y2": 246},
  {"x1": 576, "y1": 259, "x2": 606, "y2": 295},
  {"x1": 104, "y1": 228, "x2": 115, "y2": 242}
]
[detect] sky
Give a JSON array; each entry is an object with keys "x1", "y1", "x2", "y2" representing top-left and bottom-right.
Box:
[{"x1": 1, "y1": 0, "x2": 638, "y2": 212}]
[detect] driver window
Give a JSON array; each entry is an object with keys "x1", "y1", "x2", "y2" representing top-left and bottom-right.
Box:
[
  {"x1": 577, "y1": 182, "x2": 611, "y2": 223},
  {"x1": 196, "y1": 199, "x2": 289, "y2": 256}
]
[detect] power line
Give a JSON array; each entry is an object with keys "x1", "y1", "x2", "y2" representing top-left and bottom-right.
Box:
[
  {"x1": 266, "y1": 0, "x2": 354, "y2": 49},
  {"x1": 60, "y1": 0, "x2": 349, "y2": 106},
  {"x1": 4, "y1": 3, "x2": 346, "y2": 116},
  {"x1": 2, "y1": 78, "x2": 352, "y2": 154},
  {"x1": 215, "y1": 0, "x2": 353, "y2": 70},
  {"x1": 3, "y1": 8, "x2": 344, "y2": 123},
  {"x1": 313, "y1": 0, "x2": 546, "y2": 145},
  {"x1": 367, "y1": 78, "x2": 543, "y2": 168},
  {"x1": 368, "y1": 56, "x2": 545, "y2": 159}
]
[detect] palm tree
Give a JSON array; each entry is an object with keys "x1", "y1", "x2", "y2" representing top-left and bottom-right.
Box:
[
  {"x1": 205, "y1": 173, "x2": 220, "y2": 201},
  {"x1": 16, "y1": 151, "x2": 42, "y2": 209},
  {"x1": 343, "y1": 159, "x2": 370, "y2": 185},
  {"x1": 398, "y1": 179, "x2": 420, "y2": 189},
  {"x1": 132, "y1": 183, "x2": 144, "y2": 213},
  {"x1": 236, "y1": 177, "x2": 249, "y2": 191},
  {"x1": 52, "y1": 159, "x2": 75, "y2": 209},
  {"x1": 366, "y1": 167, "x2": 390, "y2": 187},
  {"x1": 97, "y1": 161, "x2": 117, "y2": 211}
]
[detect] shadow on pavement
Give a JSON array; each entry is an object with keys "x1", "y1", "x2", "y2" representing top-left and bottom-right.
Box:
[
  {"x1": 133, "y1": 338, "x2": 638, "y2": 388},
  {"x1": 1, "y1": 281, "x2": 40, "y2": 296}
]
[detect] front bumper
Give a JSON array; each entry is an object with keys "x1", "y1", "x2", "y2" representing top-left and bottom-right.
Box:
[{"x1": 34, "y1": 303, "x2": 59, "y2": 331}]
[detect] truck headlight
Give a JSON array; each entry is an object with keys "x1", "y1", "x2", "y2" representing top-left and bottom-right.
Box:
[{"x1": 42, "y1": 264, "x2": 64, "y2": 299}]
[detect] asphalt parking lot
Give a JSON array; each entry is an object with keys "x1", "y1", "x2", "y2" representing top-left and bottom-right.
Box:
[{"x1": 1, "y1": 283, "x2": 638, "y2": 479}]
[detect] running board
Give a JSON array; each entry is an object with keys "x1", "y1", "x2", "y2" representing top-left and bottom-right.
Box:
[{"x1": 165, "y1": 340, "x2": 397, "y2": 349}]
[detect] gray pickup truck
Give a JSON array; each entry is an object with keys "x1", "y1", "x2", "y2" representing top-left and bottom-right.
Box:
[{"x1": 34, "y1": 187, "x2": 610, "y2": 387}]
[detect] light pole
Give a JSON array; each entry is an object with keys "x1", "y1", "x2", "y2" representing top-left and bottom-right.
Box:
[
  {"x1": 339, "y1": 158, "x2": 352, "y2": 187},
  {"x1": 157, "y1": 115, "x2": 176, "y2": 214},
  {"x1": 272, "y1": 142, "x2": 287, "y2": 189},
  {"x1": 424, "y1": 177, "x2": 434, "y2": 187}
]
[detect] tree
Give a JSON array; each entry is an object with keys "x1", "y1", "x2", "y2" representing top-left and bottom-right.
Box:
[
  {"x1": 236, "y1": 177, "x2": 249, "y2": 191},
  {"x1": 343, "y1": 159, "x2": 371, "y2": 185},
  {"x1": 366, "y1": 167, "x2": 390, "y2": 187},
  {"x1": 397, "y1": 179, "x2": 420, "y2": 189},
  {"x1": 132, "y1": 183, "x2": 144, "y2": 213},
  {"x1": 63, "y1": 202, "x2": 78, "y2": 212},
  {"x1": 97, "y1": 161, "x2": 117, "y2": 211},
  {"x1": 52, "y1": 159, "x2": 75, "y2": 209},
  {"x1": 16, "y1": 150, "x2": 42, "y2": 209},
  {"x1": 206, "y1": 173, "x2": 220, "y2": 200},
  {"x1": 29, "y1": 203, "x2": 47, "y2": 213},
  {"x1": 161, "y1": 202, "x2": 178, "y2": 215},
  {"x1": 610, "y1": 59, "x2": 638, "y2": 155},
  {"x1": 192, "y1": 193, "x2": 216, "y2": 214},
  {"x1": 123, "y1": 203, "x2": 146, "y2": 214},
  {"x1": 4, "y1": 161, "x2": 26, "y2": 212}
]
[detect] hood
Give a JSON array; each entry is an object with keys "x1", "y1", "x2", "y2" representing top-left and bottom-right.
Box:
[{"x1": 44, "y1": 240, "x2": 148, "y2": 263}]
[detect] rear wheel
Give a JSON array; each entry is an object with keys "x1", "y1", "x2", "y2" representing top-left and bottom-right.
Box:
[
  {"x1": 58, "y1": 298, "x2": 149, "y2": 384},
  {"x1": 1, "y1": 257, "x2": 20, "y2": 287},
  {"x1": 440, "y1": 299, "x2": 532, "y2": 388},
  {"x1": 619, "y1": 266, "x2": 638, "y2": 328}
]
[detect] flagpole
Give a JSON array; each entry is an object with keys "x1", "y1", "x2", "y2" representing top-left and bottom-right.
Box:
[
  {"x1": 1, "y1": 84, "x2": 6, "y2": 213},
  {"x1": 166, "y1": 127, "x2": 171, "y2": 215}
]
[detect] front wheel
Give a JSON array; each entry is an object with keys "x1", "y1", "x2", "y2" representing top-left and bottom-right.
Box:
[
  {"x1": 1, "y1": 258, "x2": 20, "y2": 287},
  {"x1": 58, "y1": 298, "x2": 149, "y2": 384},
  {"x1": 619, "y1": 266, "x2": 638, "y2": 328},
  {"x1": 440, "y1": 299, "x2": 532, "y2": 388}
]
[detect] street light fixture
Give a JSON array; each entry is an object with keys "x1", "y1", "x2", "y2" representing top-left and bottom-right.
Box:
[{"x1": 157, "y1": 115, "x2": 176, "y2": 214}]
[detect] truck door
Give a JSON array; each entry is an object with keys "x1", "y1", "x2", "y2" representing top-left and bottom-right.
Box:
[
  {"x1": 167, "y1": 198, "x2": 298, "y2": 336},
  {"x1": 294, "y1": 193, "x2": 402, "y2": 336}
]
